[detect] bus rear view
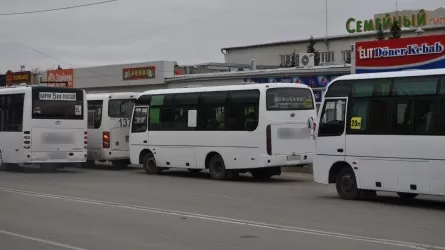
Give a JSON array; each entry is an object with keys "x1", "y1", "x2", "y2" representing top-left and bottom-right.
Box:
[
  {"x1": 263, "y1": 85, "x2": 317, "y2": 172},
  {"x1": 29, "y1": 86, "x2": 87, "y2": 170}
]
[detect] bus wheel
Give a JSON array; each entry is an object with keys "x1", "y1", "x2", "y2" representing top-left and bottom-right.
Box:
[
  {"x1": 397, "y1": 192, "x2": 418, "y2": 199},
  {"x1": 112, "y1": 160, "x2": 130, "y2": 168},
  {"x1": 208, "y1": 154, "x2": 227, "y2": 180},
  {"x1": 251, "y1": 169, "x2": 274, "y2": 181},
  {"x1": 335, "y1": 167, "x2": 360, "y2": 200},
  {"x1": 142, "y1": 154, "x2": 160, "y2": 174}
]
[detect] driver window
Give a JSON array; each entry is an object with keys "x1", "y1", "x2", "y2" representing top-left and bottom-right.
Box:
[{"x1": 318, "y1": 99, "x2": 346, "y2": 137}]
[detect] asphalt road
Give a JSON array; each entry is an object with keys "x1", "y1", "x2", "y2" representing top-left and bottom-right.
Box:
[{"x1": 0, "y1": 165, "x2": 444, "y2": 250}]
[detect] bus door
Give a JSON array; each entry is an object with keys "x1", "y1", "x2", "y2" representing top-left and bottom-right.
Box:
[
  {"x1": 316, "y1": 98, "x2": 347, "y2": 166},
  {"x1": 129, "y1": 106, "x2": 149, "y2": 164}
]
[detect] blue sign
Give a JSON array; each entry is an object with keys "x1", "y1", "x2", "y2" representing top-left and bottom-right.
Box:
[
  {"x1": 244, "y1": 75, "x2": 341, "y2": 88},
  {"x1": 313, "y1": 90, "x2": 323, "y2": 103}
]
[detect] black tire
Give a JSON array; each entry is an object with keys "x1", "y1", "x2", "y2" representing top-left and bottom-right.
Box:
[
  {"x1": 188, "y1": 169, "x2": 202, "y2": 173},
  {"x1": 208, "y1": 154, "x2": 228, "y2": 180},
  {"x1": 112, "y1": 159, "x2": 130, "y2": 168},
  {"x1": 397, "y1": 192, "x2": 418, "y2": 199},
  {"x1": 335, "y1": 167, "x2": 361, "y2": 200},
  {"x1": 251, "y1": 169, "x2": 274, "y2": 181},
  {"x1": 142, "y1": 153, "x2": 160, "y2": 174},
  {"x1": 0, "y1": 163, "x2": 19, "y2": 172}
]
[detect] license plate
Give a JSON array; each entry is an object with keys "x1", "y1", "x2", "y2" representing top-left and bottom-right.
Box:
[
  {"x1": 287, "y1": 155, "x2": 301, "y2": 161},
  {"x1": 125, "y1": 136, "x2": 129, "y2": 142}
]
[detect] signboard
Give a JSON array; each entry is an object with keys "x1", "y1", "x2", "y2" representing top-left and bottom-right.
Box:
[
  {"x1": 39, "y1": 92, "x2": 77, "y2": 101},
  {"x1": 313, "y1": 90, "x2": 323, "y2": 103},
  {"x1": 244, "y1": 75, "x2": 340, "y2": 88},
  {"x1": 47, "y1": 69, "x2": 74, "y2": 88},
  {"x1": 346, "y1": 9, "x2": 427, "y2": 33},
  {"x1": 122, "y1": 66, "x2": 156, "y2": 80},
  {"x1": 5, "y1": 71, "x2": 32, "y2": 86},
  {"x1": 354, "y1": 34, "x2": 445, "y2": 74}
]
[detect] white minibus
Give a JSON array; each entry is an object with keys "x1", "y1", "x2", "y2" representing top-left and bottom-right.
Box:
[
  {"x1": 0, "y1": 85, "x2": 87, "y2": 171},
  {"x1": 86, "y1": 92, "x2": 137, "y2": 168},
  {"x1": 314, "y1": 68, "x2": 445, "y2": 200},
  {"x1": 129, "y1": 83, "x2": 317, "y2": 180}
]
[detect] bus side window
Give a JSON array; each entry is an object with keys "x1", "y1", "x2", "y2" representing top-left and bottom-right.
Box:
[
  {"x1": 0, "y1": 94, "x2": 25, "y2": 132},
  {"x1": 318, "y1": 99, "x2": 346, "y2": 137}
]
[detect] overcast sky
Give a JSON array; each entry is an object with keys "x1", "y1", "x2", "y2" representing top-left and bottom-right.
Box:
[{"x1": 0, "y1": 0, "x2": 443, "y2": 72}]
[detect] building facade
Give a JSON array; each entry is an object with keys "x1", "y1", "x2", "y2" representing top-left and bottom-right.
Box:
[{"x1": 221, "y1": 26, "x2": 445, "y2": 68}]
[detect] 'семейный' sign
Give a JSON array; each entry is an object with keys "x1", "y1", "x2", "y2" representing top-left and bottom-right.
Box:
[{"x1": 346, "y1": 9, "x2": 428, "y2": 33}]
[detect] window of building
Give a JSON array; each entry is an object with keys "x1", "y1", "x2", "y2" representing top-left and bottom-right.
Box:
[
  {"x1": 0, "y1": 94, "x2": 25, "y2": 132},
  {"x1": 341, "y1": 50, "x2": 351, "y2": 63},
  {"x1": 320, "y1": 51, "x2": 335, "y2": 64}
]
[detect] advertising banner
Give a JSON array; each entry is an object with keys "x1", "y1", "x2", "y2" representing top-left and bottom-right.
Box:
[
  {"x1": 122, "y1": 66, "x2": 156, "y2": 80},
  {"x1": 355, "y1": 34, "x2": 445, "y2": 73},
  {"x1": 47, "y1": 69, "x2": 74, "y2": 87},
  {"x1": 244, "y1": 75, "x2": 340, "y2": 88},
  {"x1": 5, "y1": 71, "x2": 32, "y2": 86}
]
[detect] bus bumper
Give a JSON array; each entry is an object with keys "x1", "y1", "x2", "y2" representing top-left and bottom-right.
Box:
[
  {"x1": 259, "y1": 152, "x2": 314, "y2": 168},
  {"x1": 87, "y1": 149, "x2": 129, "y2": 161},
  {"x1": 26, "y1": 151, "x2": 87, "y2": 163}
]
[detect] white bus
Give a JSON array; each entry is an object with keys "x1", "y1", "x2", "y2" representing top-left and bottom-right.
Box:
[
  {"x1": 86, "y1": 92, "x2": 137, "y2": 168},
  {"x1": 314, "y1": 68, "x2": 445, "y2": 200},
  {"x1": 129, "y1": 83, "x2": 317, "y2": 180},
  {"x1": 0, "y1": 85, "x2": 87, "y2": 172}
]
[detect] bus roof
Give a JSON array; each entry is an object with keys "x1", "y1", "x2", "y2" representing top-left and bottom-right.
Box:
[
  {"x1": 137, "y1": 82, "x2": 310, "y2": 99},
  {"x1": 0, "y1": 85, "x2": 84, "y2": 94},
  {"x1": 333, "y1": 68, "x2": 445, "y2": 82},
  {"x1": 87, "y1": 92, "x2": 139, "y2": 100}
]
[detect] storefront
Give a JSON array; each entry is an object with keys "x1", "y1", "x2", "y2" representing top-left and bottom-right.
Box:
[{"x1": 352, "y1": 34, "x2": 445, "y2": 73}]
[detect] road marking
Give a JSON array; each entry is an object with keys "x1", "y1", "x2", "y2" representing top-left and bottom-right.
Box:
[
  {"x1": 1, "y1": 187, "x2": 443, "y2": 250},
  {"x1": 0, "y1": 230, "x2": 87, "y2": 250}
]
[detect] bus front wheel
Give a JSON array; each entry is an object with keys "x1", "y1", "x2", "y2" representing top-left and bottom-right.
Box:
[
  {"x1": 335, "y1": 167, "x2": 360, "y2": 200},
  {"x1": 142, "y1": 154, "x2": 160, "y2": 174}
]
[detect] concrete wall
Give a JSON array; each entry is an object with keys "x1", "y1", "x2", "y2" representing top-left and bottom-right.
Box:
[{"x1": 224, "y1": 29, "x2": 445, "y2": 66}]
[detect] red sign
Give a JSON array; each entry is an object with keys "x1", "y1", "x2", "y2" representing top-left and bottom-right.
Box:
[
  {"x1": 47, "y1": 69, "x2": 74, "y2": 88},
  {"x1": 122, "y1": 66, "x2": 156, "y2": 80},
  {"x1": 355, "y1": 34, "x2": 445, "y2": 73},
  {"x1": 5, "y1": 71, "x2": 32, "y2": 86}
]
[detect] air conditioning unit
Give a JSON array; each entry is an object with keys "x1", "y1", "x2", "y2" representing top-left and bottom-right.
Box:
[{"x1": 298, "y1": 53, "x2": 315, "y2": 67}]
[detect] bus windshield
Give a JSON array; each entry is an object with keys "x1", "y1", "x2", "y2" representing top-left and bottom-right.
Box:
[
  {"x1": 32, "y1": 87, "x2": 84, "y2": 120},
  {"x1": 266, "y1": 88, "x2": 314, "y2": 110},
  {"x1": 108, "y1": 99, "x2": 135, "y2": 118}
]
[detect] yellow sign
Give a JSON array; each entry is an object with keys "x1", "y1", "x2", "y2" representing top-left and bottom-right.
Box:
[
  {"x1": 350, "y1": 117, "x2": 362, "y2": 130},
  {"x1": 304, "y1": 99, "x2": 313, "y2": 108}
]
